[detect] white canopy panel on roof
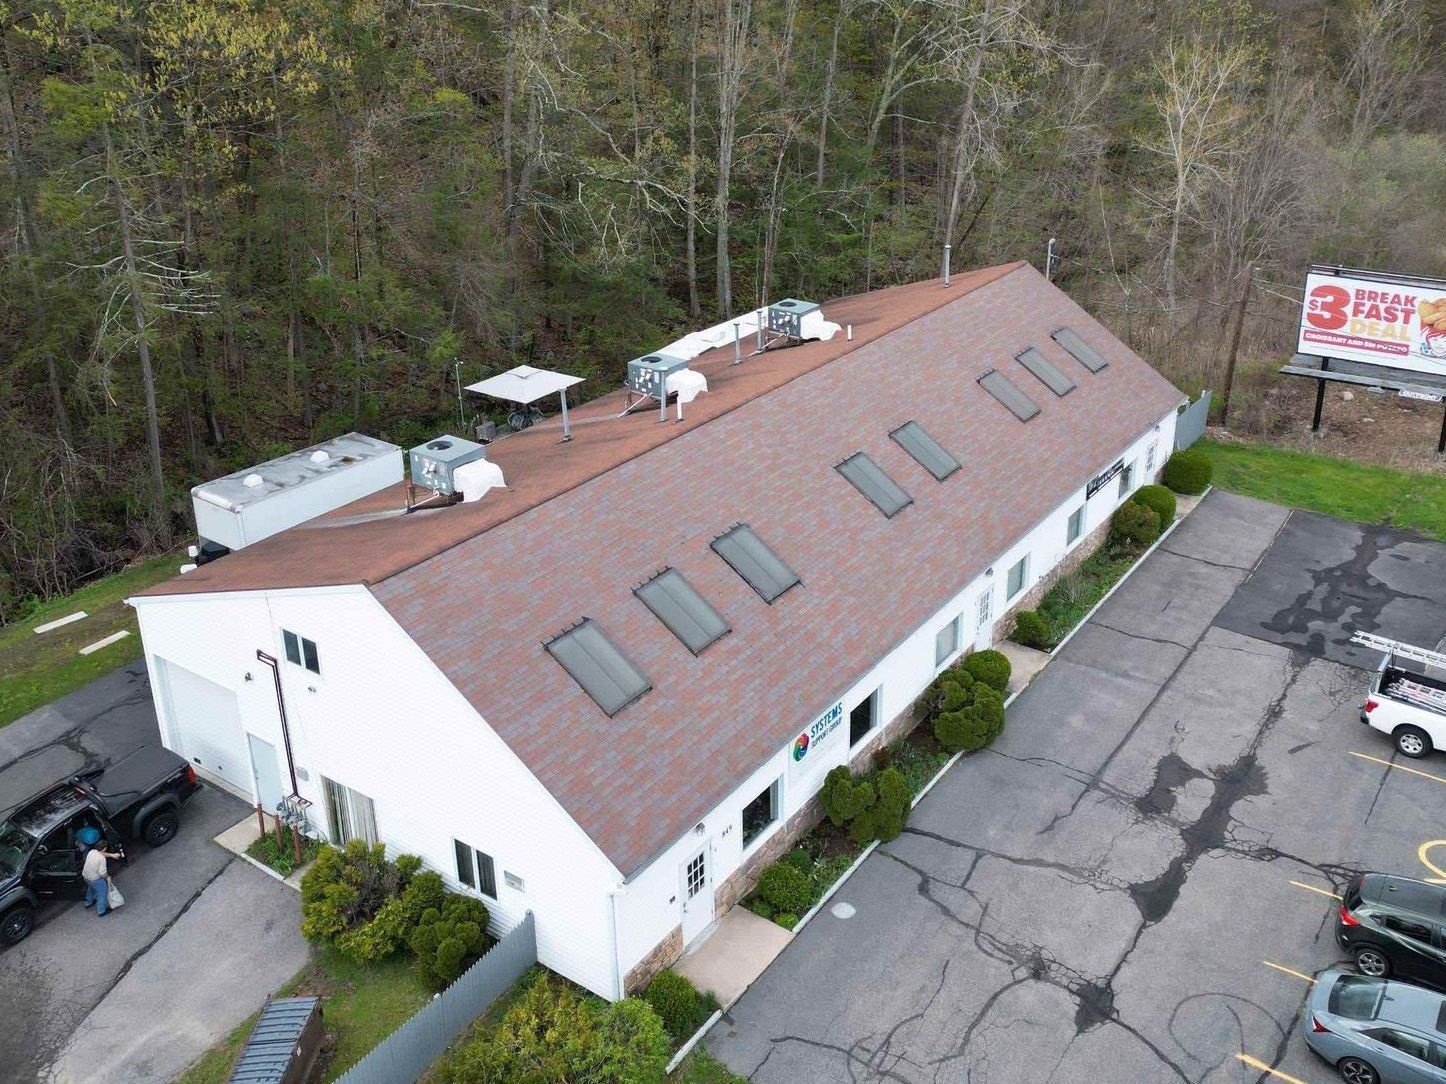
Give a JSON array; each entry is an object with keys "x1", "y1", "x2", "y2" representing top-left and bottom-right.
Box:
[{"x1": 466, "y1": 365, "x2": 584, "y2": 404}]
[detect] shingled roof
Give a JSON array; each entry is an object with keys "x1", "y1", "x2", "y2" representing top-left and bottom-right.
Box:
[{"x1": 143, "y1": 263, "x2": 1183, "y2": 877}]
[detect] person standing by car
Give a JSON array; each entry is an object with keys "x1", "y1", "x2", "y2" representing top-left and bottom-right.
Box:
[{"x1": 79, "y1": 829, "x2": 121, "y2": 917}]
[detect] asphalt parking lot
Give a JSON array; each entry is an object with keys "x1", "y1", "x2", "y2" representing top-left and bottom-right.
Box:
[
  {"x1": 709, "y1": 491, "x2": 1446, "y2": 1083},
  {"x1": 0, "y1": 662, "x2": 308, "y2": 1084}
]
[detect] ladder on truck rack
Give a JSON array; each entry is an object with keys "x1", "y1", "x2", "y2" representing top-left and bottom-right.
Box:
[{"x1": 1351, "y1": 631, "x2": 1446, "y2": 672}]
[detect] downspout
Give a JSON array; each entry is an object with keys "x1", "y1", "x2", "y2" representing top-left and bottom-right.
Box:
[
  {"x1": 255, "y1": 650, "x2": 301, "y2": 796},
  {"x1": 607, "y1": 885, "x2": 626, "y2": 1001}
]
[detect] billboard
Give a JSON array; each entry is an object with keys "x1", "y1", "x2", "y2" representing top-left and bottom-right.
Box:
[{"x1": 1299, "y1": 267, "x2": 1446, "y2": 378}]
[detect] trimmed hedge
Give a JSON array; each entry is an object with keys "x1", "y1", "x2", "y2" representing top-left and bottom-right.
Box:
[
  {"x1": 757, "y1": 861, "x2": 813, "y2": 914},
  {"x1": 1110, "y1": 501, "x2": 1160, "y2": 547},
  {"x1": 410, "y1": 893, "x2": 491, "y2": 989},
  {"x1": 848, "y1": 767, "x2": 910, "y2": 844},
  {"x1": 1131, "y1": 484, "x2": 1176, "y2": 527},
  {"x1": 1163, "y1": 449, "x2": 1212, "y2": 494},
  {"x1": 644, "y1": 969, "x2": 709, "y2": 1041},
  {"x1": 822, "y1": 764, "x2": 875, "y2": 827},
  {"x1": 960, "y1": 649, "x2": 1011, "y2": 693},
  {"x1": 929, "y1": 666, "x2": 1007, "y2": 754},
  {"x1": 1011, "y1": 609, "x2": 1052, "y2": 649}
]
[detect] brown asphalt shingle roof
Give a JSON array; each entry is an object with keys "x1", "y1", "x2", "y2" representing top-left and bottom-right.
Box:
[{"x1": 142, "y1": 264, "x2": 1183, "y2": 877}]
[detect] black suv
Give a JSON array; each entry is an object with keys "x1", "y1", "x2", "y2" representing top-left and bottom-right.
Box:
[
  {"x1": 0, "y1": 745, "x2": 201, "y2": 945},
  {"x1": 1337, "y1": 873, "x2": 1446, "y2": 989}
]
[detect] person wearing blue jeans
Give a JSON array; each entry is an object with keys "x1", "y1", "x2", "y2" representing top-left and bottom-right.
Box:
[
  {"x1": 82, "y1": 871, "x2": 109, "y2": 915},
  {"x1": 79, "y1": 830, "x2": 121, "y2": 917}
]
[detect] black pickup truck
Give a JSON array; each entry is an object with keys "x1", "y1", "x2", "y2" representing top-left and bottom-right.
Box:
[{"x1": 0, "y1": 745, "x2": 202, "y2": 945}]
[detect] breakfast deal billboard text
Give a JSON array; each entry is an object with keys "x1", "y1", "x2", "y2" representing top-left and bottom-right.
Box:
[{"x1": 1298, "y1": 269, "x2": 1446, "y2": 378}]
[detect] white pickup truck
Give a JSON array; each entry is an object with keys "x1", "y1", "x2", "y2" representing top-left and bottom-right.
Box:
[{"x1": 1355, "y1": 632, "x2": 1446, "y2": 759}]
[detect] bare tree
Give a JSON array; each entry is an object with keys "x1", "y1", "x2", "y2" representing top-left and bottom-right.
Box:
[{"x1": 1342, "y1": 0, "x2": 1432, "y2": 148}]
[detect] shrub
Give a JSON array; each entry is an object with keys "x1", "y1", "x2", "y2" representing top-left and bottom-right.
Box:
[
  {"x1": 446, "y1": 973, "x2": 669, "y2": 1084},
  {"x1": 1110, "y1": 501, "x2": 1161, "y2": 547},
  {"x1": 746, "y1": 897, "x2": 773, "y2": 920},
  {"x1": 299, "y1": 841, "x2": 421, "y2": 947},
  {"x1": 822, "y1": 765, "x2": 875, "y2": 827},
  {"x1": 1011, "y1": 610, "x2": 1052, "y2": 650},
  {"x1": 1162, "y1": 449, "x2": 1212, "y2": 494},
  {"x1": 774, "y1": 912, "x2": 800, "y2": 930},
  {"x1": 644, "y1": 970, "x2": 707, "y2": 1041},
  {"x1": 338, "y1": 869, "x2": 447, "y2": 963},
  {"x1": 408, "y1": 894, "x2": 491, "y2": 989},
  {"x1": 961, "y1": 649, "x2": 1011, "y2": 693},
  {"x1": 781, "y1": 848, "x2": 814, "y2": 873},
  {"x1": 1131, "y1": 484, "x2": 1176, "y2": 526},
  {"x1": 850, "y1": 767, "x2": 911, "y2": 844},
  {"x1": 934, "y1": 683, "x2": 1006, "y2": 754},
  {"x1": 757, "y1": 861, "x2": 813, "y2": 915}
]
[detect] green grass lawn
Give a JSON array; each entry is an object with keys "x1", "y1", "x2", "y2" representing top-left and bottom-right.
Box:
[
  {"x1": 1199, "y1": 439, "x2": 1446, "y2": 541},
  {"x1": 175, "y1": 949, "x2": 433, "y2": 1084},
  {"x1": 675, "y1": 1049, "x2": 748, "y2": 1083},
  {"x1": 0, "y1": 554, "x2": 181, "y2": 728}
]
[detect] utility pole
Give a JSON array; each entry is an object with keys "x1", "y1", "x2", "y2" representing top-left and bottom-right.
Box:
[{"x1": 1220, "y1": 263, "x2": 1253, "y2": 426}]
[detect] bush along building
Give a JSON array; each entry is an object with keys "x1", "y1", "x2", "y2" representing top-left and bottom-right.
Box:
[{"x1": 128, "y1": 261, "x2": 1183, "y2": 1000}]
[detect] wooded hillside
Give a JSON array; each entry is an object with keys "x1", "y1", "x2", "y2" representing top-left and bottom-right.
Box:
[{"x1": 2, "y1": 0, "x2": 1442, "y2": 621}]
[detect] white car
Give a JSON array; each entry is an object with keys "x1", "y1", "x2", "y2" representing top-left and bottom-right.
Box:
[{"x1": 1356, "y1": 633, "x2": 1446, "y2": 759}]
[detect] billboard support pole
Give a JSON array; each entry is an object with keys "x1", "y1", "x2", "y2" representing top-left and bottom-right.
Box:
[
  {"x1": 1311, "y1": 358, "x2": 1330, "y2": 432},
  {"x1": 1438, "y1": 403, "x2": 1445, "y2": 454}
]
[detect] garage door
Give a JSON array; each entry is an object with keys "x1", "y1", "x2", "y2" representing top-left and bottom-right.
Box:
[{"x1": 157, "y1": 658, "x2": 252, "y2": 796}]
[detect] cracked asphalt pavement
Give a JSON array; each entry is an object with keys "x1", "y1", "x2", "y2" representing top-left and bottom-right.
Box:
[
  {"x1": 0, "y1": 662, "x2": 308, "y2": 1084},
  {"x1": 708, "y1": 491, "x2": 1446, "y2": 1083}
]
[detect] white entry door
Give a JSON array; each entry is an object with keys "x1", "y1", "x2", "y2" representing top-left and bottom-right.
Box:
[
  {"x1": 680, "y1": 842, "x2": 714, "y2": 945},
  {"x1": 248, "y1": 734, "x2": 285, "y2": 815},
  {"x1": 974, "y1": 586, "x2": 995, "y2": 650}
]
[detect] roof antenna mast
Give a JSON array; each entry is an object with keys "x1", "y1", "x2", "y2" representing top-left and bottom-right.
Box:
[{"x1": 943, "y1": 244, "x2": 952, "y2": 288}]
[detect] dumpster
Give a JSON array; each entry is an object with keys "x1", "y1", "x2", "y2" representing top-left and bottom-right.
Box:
[{"x1": 228, "y1": 996, "x2": 323, "y2": 1084}]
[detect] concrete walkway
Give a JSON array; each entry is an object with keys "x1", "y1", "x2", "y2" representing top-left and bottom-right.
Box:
[
  {"x1": 674, "y1": 907, "x2": 794, "y2": 1008},
  {"x1": 42, "y1": 859, "x2": 309, "y2": 1084}
]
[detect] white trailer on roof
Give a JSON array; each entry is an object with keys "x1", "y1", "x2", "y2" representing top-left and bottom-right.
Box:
[
  {"x1": 191, "y1": 433, "x2": 403, "y2": 553},
  {"x1": 1354, "y1": 632, "x2": 1446, "y2": 759}
]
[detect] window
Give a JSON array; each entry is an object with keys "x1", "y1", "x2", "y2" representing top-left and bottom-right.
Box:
[
  {"x1": 711, "y1": 524, "x2": 800, "y2": 603},
  {"x1": 741, "y1": 779, "x2": 779, "y2": 848},
  {"x1": 635, "y1": 569, "x2": 729, "y2": 655},
  {"x1": 453, "y1": 839, "x2": 497, "y2": 899},
  {"x1": 978, "y1": 587, "x2": 994, "y2": 627},
  {"x1": 1146, "y1": 442, "x2": 1158, "y2": 474},
  {"x1": 1118, "y1": 461, "x2": 1135, "y2": 498},
  {"x1": 323, "y1": 776, "x2": 377, "y2": 846},
  {"x1": 890, "y1": 421, "x2": 960, "y2": 481},
  {"x1": 1370, "y1": 1029, "x2": 1436, "y2": 1065},
  {"x1": 1052, "y1": 327, "x2": 1109, "y2": 373},
  {"x1": 850, "y1": 689, "x2": 879, "y2": 746},
  {"x1": 1327, "y1": 974, "x2": 1385, "y2": 1020},
  {"x1": 935, "y1": 616, "x2": 961, "y2": 667},
  {"x1": 545, "y1": 618, "x2": 651, "y2": 716},
  {"x1": 1067, "y1": 506, "x2": 1085, "y2": 545},
  {"x1": 978, "y1": 369, "x2": 1041, "y2": 422},
  {"x1": 1383, "y1": 915, "x2": 1435, "y2": 945},
  {"x1": 1006, "y1": 556, "x2": 1028, "y2": 600},
  {"x1": 1015, "y1": 347, "x2": 1076, "y2": 397},
  {"x1": 283, "y1": 630, "x2": 320, "y2": 675},
  {"x1": 684, "y1": 852, "x2": 706, "y2": 899},
  {"x1": 836, "y1": 452, "x2": 912, "y2": 517}
]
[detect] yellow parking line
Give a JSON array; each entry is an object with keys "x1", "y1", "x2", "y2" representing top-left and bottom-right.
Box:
[
  {"x1": 1349, "y1": 751, "x2": 1446, "y2": 786},
  {"x1": 1261, "y1": 960, "x2": 1316, "y2": 983},
  {"x1": 1289, "y1": 880, "x2": 1343, "y2": 901},
  {"x1": 1236, "y1": 1053, "x2": 1312, "y2": 1083}
]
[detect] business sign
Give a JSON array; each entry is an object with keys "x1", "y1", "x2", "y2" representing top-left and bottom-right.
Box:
[
  {"x1": 789, "y1": 701, "x2": 844, "y2": 784},
  {"x1": 1086, "y1": 459, "x2": 1125, "y2": 498},
  {"x1": 1399, "y1": 388, "x2": 1444, "y2": 404},
  {"x1": 1299, "y1": 268, "x2": 1446, "y2": 378}
]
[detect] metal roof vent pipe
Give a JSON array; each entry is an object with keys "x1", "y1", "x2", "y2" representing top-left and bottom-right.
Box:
[
  {"x1": 847, "y1": 324, "x2": 853, "y2": 341},
  {"x1": 943, "y1": 244, "x2": 952, "y2": 288}
]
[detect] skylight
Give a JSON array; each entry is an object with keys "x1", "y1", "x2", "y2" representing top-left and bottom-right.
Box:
[
  {"x1": 711, "y1": 524, "x2": 800, "y2": 603},
  {"x1": 978, "y1": 370, "x2": 1041, "y2": 422},
  {"x1": 836, "y1": 452, "x2": 913, "y2": 517},
  {"x1": 1016, "y1": 347, "x2": 1076, "y2": 397},
  {"x1": 635, "y1": 569, "x2": 729, "y2": 655},
  {"x1": 545, "y1": 619, "x2": 651, "y2": 716},
  {"x1": 890, "y1": 421, "x2": 960, "y2": 481},
  {"x1": 1051, "y1": 327, "x2": 1109, "y2": 373}
]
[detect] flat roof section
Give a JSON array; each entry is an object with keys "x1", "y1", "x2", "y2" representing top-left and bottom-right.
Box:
[{"x1": 192, "y1": 433, "x2": 400, "y2": 512}]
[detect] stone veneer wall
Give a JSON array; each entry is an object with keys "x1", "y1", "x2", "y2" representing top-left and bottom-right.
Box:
[{"x1": 623, "y1": 496, "x2": 1151, "y2": 993}]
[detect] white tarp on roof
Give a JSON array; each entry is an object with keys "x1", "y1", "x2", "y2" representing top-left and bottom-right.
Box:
[
  {"x1": 661, "y1": 308, "x2": 842, "y2": 360},
  {"x1": 665, "y1": 369, "x2": 709, "y2": 404},
  {"x1": 466, "y1": 365, "x2": 584, "y2": 404}
]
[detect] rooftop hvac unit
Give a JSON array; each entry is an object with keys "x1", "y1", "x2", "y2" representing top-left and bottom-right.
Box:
[
  {"x1": 767, "y1": 299, "x2": 821, "y2": 340},
  {"x1": 409, "y1": 435, "x2": 488, "y2": 496},
  {"x1": 626, "y1": 353, "x2": 691, "y2": 399}
]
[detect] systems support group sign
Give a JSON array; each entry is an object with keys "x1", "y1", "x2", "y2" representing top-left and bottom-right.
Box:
[
  {"x1": 789, "y1": 701, "x2": 844, "y2": 785},
  {"x1": 1299, "y1": 268, "x2": 1446, "y2": 378}
]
